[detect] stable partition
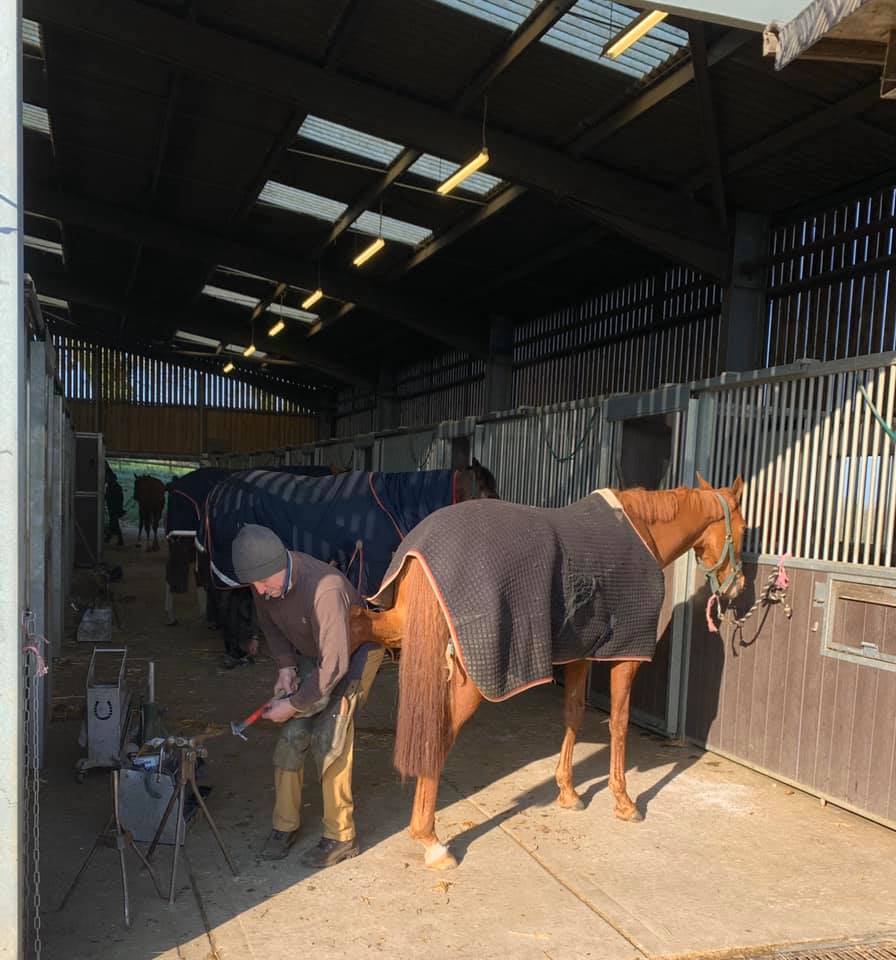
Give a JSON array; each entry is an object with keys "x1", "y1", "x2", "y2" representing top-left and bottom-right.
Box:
[{"x1": 210, "y1": 352, "x2": 896, "y2": 828}]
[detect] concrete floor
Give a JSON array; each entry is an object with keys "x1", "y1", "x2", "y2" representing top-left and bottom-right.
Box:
[{"x1": 40, "y1": 542, "x2": 896, "y2": 960}]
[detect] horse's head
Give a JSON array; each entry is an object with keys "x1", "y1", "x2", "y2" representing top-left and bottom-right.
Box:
[
  {"x1": 693, "y1": 473, "x2": 746, "y2": 599},
  {"x1": 456, "y1": 458, "x2": 499, "y2": 501}
]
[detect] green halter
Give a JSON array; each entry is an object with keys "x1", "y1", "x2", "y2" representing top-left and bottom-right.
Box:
[{"x1": 697, "y1": 493, "x2": 742, "y2": 597}]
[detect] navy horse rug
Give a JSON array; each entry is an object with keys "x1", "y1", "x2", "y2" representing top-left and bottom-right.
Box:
[
  {"x1": 166, "y1": 465, "x2": 333, "y2": 537},
  {"x1": 370, "y1": 490, "x2": 665, "y2": 701},
  {"x1": 205, "y1": 468, "x2": 457, "y2": 596}
]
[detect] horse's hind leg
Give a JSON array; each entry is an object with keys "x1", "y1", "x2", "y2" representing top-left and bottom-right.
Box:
[
  {"x1": 410, "y1": 673, "x2": 481, "y2": 870},
  {"x1": 609, "y1": 660, "x2": 643, "y2": 822},
  {"x1": 555, "y1": 660, "x2": 589, "y2": 810}
]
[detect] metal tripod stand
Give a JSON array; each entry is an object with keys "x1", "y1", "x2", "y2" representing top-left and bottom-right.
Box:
[
  {"x1": 145, "y1": 735, "x2": 239, "y2": 904},
  {"x1": 60, "y1": 770, "x2": 162, "y2": 928}
]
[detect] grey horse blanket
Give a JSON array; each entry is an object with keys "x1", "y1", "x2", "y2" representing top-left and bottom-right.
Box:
[{"x1": 370, "y1": 491, "x2": 665, "y2": 701}]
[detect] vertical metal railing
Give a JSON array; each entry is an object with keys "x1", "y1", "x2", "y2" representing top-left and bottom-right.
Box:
[{"x1": 703, "y1": 356, "x2": 896, "y2": 566}]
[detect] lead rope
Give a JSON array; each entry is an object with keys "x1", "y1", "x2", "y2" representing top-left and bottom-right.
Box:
[{"x1": 706, "y1": 554, "x2": 792, "y2": 635}]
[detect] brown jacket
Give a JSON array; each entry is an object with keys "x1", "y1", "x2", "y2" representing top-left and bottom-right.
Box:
[{"x1": 253, "y1": 551, "x2": 360, "y2": 714}]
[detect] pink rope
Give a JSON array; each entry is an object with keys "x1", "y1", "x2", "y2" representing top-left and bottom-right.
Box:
[
  {"x1": 345, "y1": 539, "x2": 365, "y2": 592},
  {"x1": 705, "y1": 593, "x2": 721, "y2": 634},
  {"x1": 774, "y1": 553, "x2": 791, "y2": 590}
]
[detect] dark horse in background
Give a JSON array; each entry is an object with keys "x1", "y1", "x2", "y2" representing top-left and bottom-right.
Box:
[{"x1": 133, "y1": 474, "x2": 165, "y2": 551}]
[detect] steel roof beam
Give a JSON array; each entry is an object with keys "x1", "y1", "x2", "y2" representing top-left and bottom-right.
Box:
[
  {"x1": 29, "y1": 266, "x2": 374, "y2": 391},
  {"x1": 309, "y1": 0, "x2": 577, "y2": 260},
  {"x1": 26, "y1": 182, "x2": 488, "y2": 359},
  {"x1": 26, "y1": 0, "x2": 728, "y2": 278}
]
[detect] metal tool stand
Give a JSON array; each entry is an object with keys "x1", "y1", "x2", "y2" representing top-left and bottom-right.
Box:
[
  {"x1": 59, "y1": 770, "x2": 162, "y2": 928},
  {"x1": 76, "y1": 647, "x2": 133, "y2": 781},
  {"x1": 146, "y1": 737, "x2": 239, "y2": 904}
]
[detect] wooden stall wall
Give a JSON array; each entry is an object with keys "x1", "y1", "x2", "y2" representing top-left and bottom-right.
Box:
[
  {"x1": 686, "y1": 560, "x2": 896, "y2": 830},
  {"x1": 68, "y1": 400, "x2": 315, "y2": 458},
  {"x1": 57, "y1": 337, "x2": 316, "y2": 459}
]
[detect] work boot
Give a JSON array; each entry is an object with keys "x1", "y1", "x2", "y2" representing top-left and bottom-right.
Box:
[
  {"x1": 260, "y1": 829, "x2": 298, "y2": 861},
  {"x1": 300, "y1": 836, "x2": 359, "y2": 869}
]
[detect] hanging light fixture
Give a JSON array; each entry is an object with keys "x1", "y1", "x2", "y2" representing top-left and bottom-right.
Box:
[
  {"x1": 269, "y1": 286, "x2": 286, "y2": 337},
  {"x1": 353, "y1": 199, "x2": 385, "y2": 267},
  {"x1": 602, "y1": 10, "x2": 667, "y2": 59},
  {"x1": 352, "y1": 237, "x2": 384, "y2": 267},
  {"x1": 222, "y1": 361, "x2": 234, "y2": 373},
  {"x1": 437, "y1": 94, "x2": 489, "y2": 196},
  {"x1": 302, "y1": 289, "x2": 324, "y2": 309},
  {"x1": 303, "y1": 263, "x2": 324, "y2": 308},
  {"x1": 242, "y1": 343, "x2": 256, "y2": 358}
]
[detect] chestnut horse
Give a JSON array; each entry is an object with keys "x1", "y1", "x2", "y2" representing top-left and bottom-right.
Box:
[
  {"x1": 133, "y1": 474, "x2": 166, "y2": 551},
  {"x1": 351, "y1": 474, "x2": 745, "y2": 870}
]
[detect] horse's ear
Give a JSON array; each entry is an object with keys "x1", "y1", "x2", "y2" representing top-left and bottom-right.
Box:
[
  {"x1": 471, "y1": 457, "x2": 481, "y2": 469},
  {"x1": 695, "y1": 472, "x2": 712, "y2": 490},
  {"x1": 731, "y1": 475, "x2": 744, "y2": 502}
]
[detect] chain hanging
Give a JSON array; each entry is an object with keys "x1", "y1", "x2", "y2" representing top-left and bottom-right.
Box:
[{"x1": 22, "y1": 610, "x2": 44, "y2": 960}]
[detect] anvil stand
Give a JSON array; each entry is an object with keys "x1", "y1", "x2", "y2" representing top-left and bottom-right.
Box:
[
  {"x1": 59, "y1": 770, "x2": 163, "y2": 928},
  {"x1": 145, "y1": 737, "x2": 239, "y2": 904}
]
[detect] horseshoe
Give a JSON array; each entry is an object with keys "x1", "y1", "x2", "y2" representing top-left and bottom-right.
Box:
[{"x1": 93, "y1": 699, "x2": 113, "y2": 720}]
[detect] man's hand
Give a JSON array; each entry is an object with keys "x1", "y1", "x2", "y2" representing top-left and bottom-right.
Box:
[
  {"x1": 274, "y1": 667, "x2": 298, "y2": 697},
  {"x1": 263, "y1": 696, "x2": 299, "y2": 724}
]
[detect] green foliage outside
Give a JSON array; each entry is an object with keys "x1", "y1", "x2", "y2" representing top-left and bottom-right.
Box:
[{"x1": 107, "y1": 457, "x2": 200, "y2": 527}]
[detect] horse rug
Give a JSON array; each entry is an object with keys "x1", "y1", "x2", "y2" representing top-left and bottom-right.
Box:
[
  {"x1": 205, "y1": 468, "x2": 457, "y2": 596},
  {"x1": 370, "y1": 491, "x2": 665, "y2": 701},
  {"x1": 166, "y1": 465, "x2": 332, "y2": 537}
]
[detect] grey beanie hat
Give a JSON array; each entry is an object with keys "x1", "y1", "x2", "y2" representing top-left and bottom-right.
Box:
[{"x1": 232, "y1": 524, "x2": 288, "y2": 584}]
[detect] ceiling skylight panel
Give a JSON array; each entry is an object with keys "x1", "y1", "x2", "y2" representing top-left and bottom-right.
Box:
[
  {"x1": 258, "y1": 182, "x2": 346, "y2": 222},
  {"x1": 354, "y1": 210, "x2": 432, "y2": 246},
  {"x1": 258, "y1": 181, "x2": 432, "y2": 247},
  {"x1": 299, "y1": 116, "x2": 403, "y2": 166},
  {"x1": 23, "y1": 103, "x2": 50, "y2": 135},
  {"x1": 202, "y1": 284, "x2": 318, "y2": 323},
  {"x1": 548, "y1": 2, "x2": 688, "y2": 78},
  {"x1": 25, "y1": 235, "x2": 64, "y2": 257},
  {"x1": 408, "y1": 154, "x2": 501, "y2": 196},
  {"x1": 37, "y1": 294, "x2": 70, "y2": 311},
  {"x1": 175, "y1": 331, "x2": 221, "y2": 348},
  {"x1": 431, "y1": 0, "x2": 688, "y2": 80},
  {"x1": 22, "y1": 18, "x2": 42, "y2": 50}
]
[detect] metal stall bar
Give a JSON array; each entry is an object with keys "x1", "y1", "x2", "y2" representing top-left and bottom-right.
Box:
[{"x1": 0, "y1": 1, "x2": 24, "y2": 948}]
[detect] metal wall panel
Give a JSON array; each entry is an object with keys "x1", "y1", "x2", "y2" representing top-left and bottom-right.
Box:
[
  {"x1": 766, "y1": 185, "x2": 896, "y2": 366},
  {"x1": 474, "y1": 398, "x2": 604, "y2": 508}
]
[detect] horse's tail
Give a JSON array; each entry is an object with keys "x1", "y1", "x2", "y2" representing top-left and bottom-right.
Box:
[{"x1": 393, "y1": 559, "x2": 453, "y2": 781}]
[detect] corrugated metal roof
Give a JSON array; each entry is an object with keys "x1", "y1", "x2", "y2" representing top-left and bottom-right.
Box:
[
  {"x1": 432, "y1": 0, "x2": 688, "y2": 80},
  {"x1": 258, "y1": 181, "x2": 433, "y2": 245},
  {"x1": 299, "y1": 114, "x2": 502, "y2": 195}
]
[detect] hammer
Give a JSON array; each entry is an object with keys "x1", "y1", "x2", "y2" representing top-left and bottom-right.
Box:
[{"x1": 230, "y1": 692, "x2": 292, "y2": 741}]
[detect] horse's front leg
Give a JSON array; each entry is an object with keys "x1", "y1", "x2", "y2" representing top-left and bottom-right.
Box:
[
  {"x1": 609, "y1": 660, "x2": 643, "y2": 821},
  {"x1": 555, "y1": 660, "x2": 588, "y2": 810},
  {"x1": 410, "y1": 671, "x2": 481, "y2": 870}
]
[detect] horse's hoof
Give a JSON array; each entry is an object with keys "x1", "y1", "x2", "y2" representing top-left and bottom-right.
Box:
[
  {"x1": 614, "y1": 806, "x2": 643, "y2": 822},
  {"x1": 557, "y1": 795, "x2": 586, "y2": 811},
  {"x1": 424, "y1": 843, "x2": 457, "y2": 871}
]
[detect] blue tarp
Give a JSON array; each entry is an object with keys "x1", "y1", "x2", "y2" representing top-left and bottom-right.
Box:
[
  {"x1": 165, "y1": 465, "x2": 332, "y2": 536},
  {"x1": 204, "y1": 468, "x2": 457, "y2": 596}
]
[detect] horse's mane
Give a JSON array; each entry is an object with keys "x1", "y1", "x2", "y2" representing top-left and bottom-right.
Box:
[{"x1": 616, "y1": 487, "x2": 690, "y2": 524}]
